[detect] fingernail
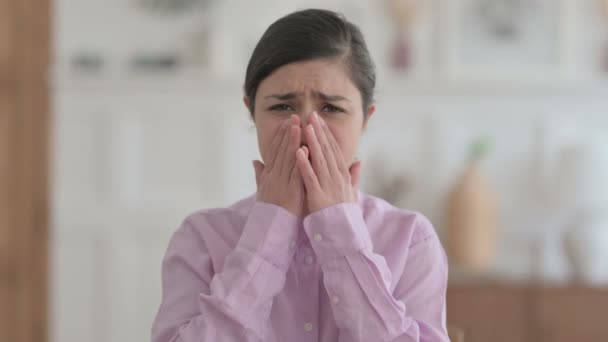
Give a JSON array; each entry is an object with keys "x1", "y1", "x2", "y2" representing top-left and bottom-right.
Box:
[
  {"x1": 297, "y1": 148, "x2": 306, "y2": 158},
  {"x1": 312, "y1": 111, "x2": 319, "y2": 122}
]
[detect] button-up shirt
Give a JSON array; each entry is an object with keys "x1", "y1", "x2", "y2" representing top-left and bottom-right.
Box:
[{"x1": 152, "y1": 193, "x2": 449, "y2": 341}]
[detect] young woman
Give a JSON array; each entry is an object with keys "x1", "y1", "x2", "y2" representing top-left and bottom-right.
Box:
[{"x1": 152, "y1": 9, "x2": 449, "y2": 342}]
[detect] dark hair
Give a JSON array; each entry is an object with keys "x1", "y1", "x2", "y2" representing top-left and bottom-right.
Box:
[{"x1": 244, "y1": 9, "x2": 376, "y2": 119}]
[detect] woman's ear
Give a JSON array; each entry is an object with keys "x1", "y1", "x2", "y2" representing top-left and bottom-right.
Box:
[
  {"x1": 243, "y1": 96, "x2": 252, "y2": 112},
  {"x1": 363, "y1": 103, "x2": 376, "y2": 130},
  {"x1": 243, "y1": 96, "x2": 256, "y2": 121}
]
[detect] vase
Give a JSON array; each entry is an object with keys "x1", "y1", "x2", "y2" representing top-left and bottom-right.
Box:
[
  {"x1": 391, "y1": 29, "x2": 411, "y2": 71},
  {"x1": 447, "y1": 161, "x2": 498, "y2": 272},
  {"x1": 557, "y1": 138, "x2": 608, "y2": 285},
  {"x1": 563, "y1": 215, "x2": 608, "y2": 286}
]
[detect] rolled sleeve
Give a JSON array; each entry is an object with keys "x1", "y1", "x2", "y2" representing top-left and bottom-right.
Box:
[
  {"x1": 302, "y1": 203, "x2": 372, "y2": 263},
  {"x1": 301, "y1": 202, "x2": 450, "y2": 342},
  {"x1": 237, "y1": 201, "x2": 300, "y2": 271}
]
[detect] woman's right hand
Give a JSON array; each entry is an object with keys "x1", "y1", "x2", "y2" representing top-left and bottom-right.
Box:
[{"x1": 253, "y1": 115, "x2": 307, "y2": 217}]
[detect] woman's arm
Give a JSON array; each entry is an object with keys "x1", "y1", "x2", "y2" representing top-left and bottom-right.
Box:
[
  {"x1": 303, "y1": 203, "x2": 450, "y2": 342},
  {"x1": 153, "y1": 116, "x2": 306, "y2": 341},
  {"x1": 151, "y1": 202, "x2": 299, "y2": 342}
]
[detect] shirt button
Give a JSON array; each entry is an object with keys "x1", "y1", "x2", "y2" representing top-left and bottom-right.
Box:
[
  {"x1": 332, "y1": 296, "x2": 340, "y2": 305},
  {"x1": 313, "y1": 233, "x2": 323, "y2": 242},
  {"x1": 304, "y1": 322, "x2": 313, "y2": 332},
  {"x1": 304, "y1": 255, "x2": 314, "y2": 265}
]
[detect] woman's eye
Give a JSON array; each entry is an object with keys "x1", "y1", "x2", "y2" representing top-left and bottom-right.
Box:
[
  {"x1": 269, "y1": 104, "x2": 294, "y2": 111},
  {"x1": 321, "y1": 104, "x2": 344, "y2": 113}
]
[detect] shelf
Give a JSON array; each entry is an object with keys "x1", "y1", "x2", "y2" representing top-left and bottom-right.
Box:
[
  {"x1": 376, "y1": 75, "x2": 608, "y2": 97},
  {"x1": 51, "y1": 66, "x2": 608, "y2": 97},
  {"x1": 51, "y1": 66, "x2": 242, "y2": 94}
]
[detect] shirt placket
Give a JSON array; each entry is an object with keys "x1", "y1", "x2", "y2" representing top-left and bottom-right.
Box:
[{"x1": 294, "y1": 236, "x2": 321, "y2": 341}]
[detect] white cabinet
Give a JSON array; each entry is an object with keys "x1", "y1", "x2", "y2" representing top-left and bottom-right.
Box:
[{"x1": 51, "y1": 74, "x2": 258, "y2": 342}]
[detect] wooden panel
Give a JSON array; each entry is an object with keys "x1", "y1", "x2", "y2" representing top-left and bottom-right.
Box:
[
  {"x1": 537, "y1": 288, "x2": 608, "y2": 342},
  {"x1": 0, "y1": 0, "x2": 15, "y2": 84},
  {"x1": 0, "y1": 89, "x2": 15, "y2": 342},
  {"x1": 19, "y1": 0, "x2": 50, "y2": 339},
  {"x1": 0, "y1": 0, "x2": 51, "y2": 341},
  {"x1": 447, "y1": 286, "x2": 532, "y2": 342}
]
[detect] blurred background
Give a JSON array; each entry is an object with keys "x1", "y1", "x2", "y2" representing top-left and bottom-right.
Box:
[{"x1": 2, "y1": 0, "x2": 608, "y2": 341}]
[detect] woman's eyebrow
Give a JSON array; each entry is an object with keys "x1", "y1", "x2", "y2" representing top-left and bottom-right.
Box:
[
  {"x1": 315, "y1": 91, "x2": 351, "y2": 102},
  {"x1": 265, "y1": 92, "x2": 297, "y2": 100},
  {"x1": 265, "y1": 91, "x2": 351, "y2": 102}
]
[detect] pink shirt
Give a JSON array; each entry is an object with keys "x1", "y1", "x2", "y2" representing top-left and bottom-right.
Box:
[{"x1": 152, "y1": 193, "x2": 449, "y2": 341}]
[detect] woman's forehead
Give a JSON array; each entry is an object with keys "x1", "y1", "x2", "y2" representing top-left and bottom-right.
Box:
[{"x1": 258, "y1": 60, "x2": 359, "y2": 97}]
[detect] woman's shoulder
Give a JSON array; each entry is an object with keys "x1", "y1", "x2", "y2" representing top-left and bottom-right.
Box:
[
  {"x1": 171, "y1": 194, "x2": 257, "y2": 245},
  {"x1": 187, "y1": 194, "x2": 256, "y2": 221},
  {"x1": 359, "y1": 192, "x2": 438, "y2": 248}
]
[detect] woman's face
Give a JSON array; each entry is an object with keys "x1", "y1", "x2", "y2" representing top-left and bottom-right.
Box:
[{"x1": 246, "y1": 59, "x2": 374, "y2": 167}]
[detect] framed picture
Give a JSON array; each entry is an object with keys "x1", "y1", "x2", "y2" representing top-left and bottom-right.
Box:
[{"x1": 438, "y1": 0, "x2": 572, "y2": 83}]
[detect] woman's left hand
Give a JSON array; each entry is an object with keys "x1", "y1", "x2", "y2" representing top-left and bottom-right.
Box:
[{"x1": 296, "y1": 111, "x2": 361, "y2": 214}]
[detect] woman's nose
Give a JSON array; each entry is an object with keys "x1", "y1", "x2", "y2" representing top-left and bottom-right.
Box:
[
  {"x1": 298, "y1": 111, "x2": 314, "y2": 145},
  {"x1": 299, "y1": 110, "x2": 314, "y2": 127}
]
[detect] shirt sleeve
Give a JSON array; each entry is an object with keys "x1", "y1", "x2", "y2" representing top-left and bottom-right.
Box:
[
  {"x1": 152, "y1": 202, "x2": 300, "y2": 342},
  {"x1": 303, "y1": 203, "x2": 450, "y2": 342}
]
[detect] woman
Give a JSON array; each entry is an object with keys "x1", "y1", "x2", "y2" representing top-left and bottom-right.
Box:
[{"x1": 152, "y1": 9, "x2": 449, "y2": 342}]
